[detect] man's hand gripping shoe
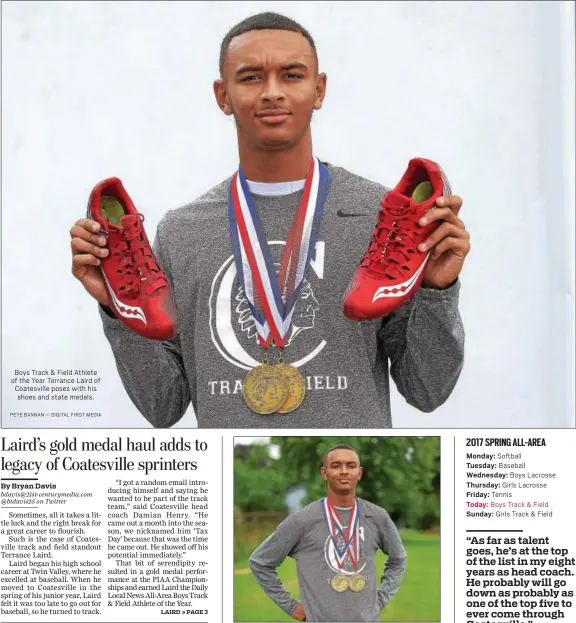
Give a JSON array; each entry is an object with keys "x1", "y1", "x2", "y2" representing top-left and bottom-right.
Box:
[
  {"x1": 88, "y1": 178, "x2": 177, "y2": 340},
  {"x1": 344, "y1": 157, "x2": 452, "y2": 320}
]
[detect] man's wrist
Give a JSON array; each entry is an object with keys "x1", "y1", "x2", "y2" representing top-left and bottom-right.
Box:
[
  {"x1": 419, "y1": 277, "x2": 460, "y2": 297},
  {"x1": 422, "y1": 277, "x2": 458, "y2": 291}
]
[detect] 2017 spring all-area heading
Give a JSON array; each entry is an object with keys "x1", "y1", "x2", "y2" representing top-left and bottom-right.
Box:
[{"x1": 466, "y1": 438, "x2": 547, "y2": 447}]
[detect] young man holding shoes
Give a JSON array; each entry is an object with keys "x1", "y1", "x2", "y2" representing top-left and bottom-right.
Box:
[{"x1": 70, "y1": 12, "x2": 471, "y2": 428}]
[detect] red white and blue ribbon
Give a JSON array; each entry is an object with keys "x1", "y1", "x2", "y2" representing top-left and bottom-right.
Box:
[
  {"x1": 322, "y1": 498, "x2": 360, "y2": 568},
  {"x1": 228, "y1": 157, "x2": 331, "y2": 349}
]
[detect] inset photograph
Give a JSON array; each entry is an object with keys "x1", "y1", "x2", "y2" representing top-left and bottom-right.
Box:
[{"x1": 233, "y1": 436, "x2": 441, "y2": 622}]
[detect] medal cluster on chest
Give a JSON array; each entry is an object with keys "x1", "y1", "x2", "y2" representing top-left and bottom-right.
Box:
[{"x1": 323, "y1": 498, "x2": 366, "y2": 592}]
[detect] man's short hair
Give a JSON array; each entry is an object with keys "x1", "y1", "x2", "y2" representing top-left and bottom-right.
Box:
[
  {"x1": 322, "y1": 443, "x2": 360, "y2": 467},
  {"x1": 219, "y1": 11, "x2": 318, "y2": 77}
]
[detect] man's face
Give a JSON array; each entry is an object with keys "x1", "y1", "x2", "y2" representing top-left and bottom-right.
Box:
[
  {"x1": 321, "y1": 449, "x2": 363, "y2": 495},
  {"x1": 215, "y1": 29, "x2": 326, "y2": 150}
]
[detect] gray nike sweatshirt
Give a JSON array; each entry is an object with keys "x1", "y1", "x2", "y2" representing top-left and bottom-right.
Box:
[
  {"x1": 248, "y1": 498, "x2": 407, "y2": 622},
  {"x1": 99, "y1": 163, "x2": 465, "y2": 427}
]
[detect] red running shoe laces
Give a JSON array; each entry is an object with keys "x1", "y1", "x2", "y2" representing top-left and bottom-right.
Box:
[
  {"x1": 88, "y1": 177, "x2": 177, "y2": 340},
  {"x1": 344, "y1": 157, "x2": 452, "y2": 320}
]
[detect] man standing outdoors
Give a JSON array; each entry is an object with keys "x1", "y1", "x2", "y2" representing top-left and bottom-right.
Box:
[
  {"x1": 70, "y1": 11, "x2": 470, "y2": 427},
  {"x1": 249, "y1": 444, "x2": 407, "y2": 622}
]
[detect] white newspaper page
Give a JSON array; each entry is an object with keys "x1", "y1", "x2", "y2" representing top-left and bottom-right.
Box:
[
  {"x1": 454, "y1": 430, "x2": 576, "y2": 623},
  {"x1": 1, "y1": 430, "x2": 221, "y2": 623},
  {"x1": 1, "y1": 1, "x2": 575, "y2": 623}
]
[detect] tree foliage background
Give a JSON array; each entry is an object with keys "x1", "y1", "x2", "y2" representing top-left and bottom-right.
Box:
[{"x1": 234, "y1": 436, "x2": 440, "y2": 529}]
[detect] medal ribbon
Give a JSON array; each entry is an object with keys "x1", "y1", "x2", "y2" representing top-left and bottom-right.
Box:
[
  {"x1": 322, "y1": 498, "x2": 360, "y2": 568},
  {"x1": 228, "y1": 157, "x2": 331, "y2": 349},
  {"x1": 328, "y1": 499, "x2": 360, "y2": 568}
]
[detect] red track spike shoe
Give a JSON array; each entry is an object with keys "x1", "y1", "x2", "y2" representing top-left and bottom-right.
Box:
[
  {"x1": 88, "y1": 178, "x2": 177, "y2": 340},
  {"x1": 344, "y1": 157, "x2": 452, "y2": 320}
]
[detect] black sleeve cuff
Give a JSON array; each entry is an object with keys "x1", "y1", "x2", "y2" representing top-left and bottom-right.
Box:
[{"x1": 99, "y1": 303, "x2": 117, "y2": 319}]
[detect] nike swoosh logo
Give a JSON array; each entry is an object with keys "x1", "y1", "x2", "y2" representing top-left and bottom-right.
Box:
[{"x1": 337, "y1": 209, "x2": 369, "y2": 218}]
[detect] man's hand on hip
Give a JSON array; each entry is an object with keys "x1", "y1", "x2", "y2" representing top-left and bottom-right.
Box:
[{"x1": 291, "y1": 602, "x2": 306, "y2": 621}]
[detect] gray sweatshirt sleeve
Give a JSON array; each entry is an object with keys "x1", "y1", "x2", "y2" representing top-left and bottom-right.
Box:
[
  {"x1": 248, "y1": 512, "x2": 302, "y2": 617},
  {"x1": 99, "y1": 223, "x2": 192, "y2": 428},
  {"x1": 376, "y1": 511, "x2": 408, "y2": 611},
  {"x1": 378, "y1": 279, "x2": 465, "y2": 412}
]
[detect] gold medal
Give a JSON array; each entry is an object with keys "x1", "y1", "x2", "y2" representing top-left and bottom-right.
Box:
[
  {"x1": 228, "y1": 159, "x2": 330, "y2": 417},
  {"x1": 243, "y1": 363, "x2": 288, "y2": 414},
  {"x1": 348, "y1": 574, "x2": 366, "y2": 592},
  {"x1": 275, "y1": 362, "x2": 306, "y2": 413},
  {"x1": 330, "y1": 574, "x2": 349, "y2": 592}
]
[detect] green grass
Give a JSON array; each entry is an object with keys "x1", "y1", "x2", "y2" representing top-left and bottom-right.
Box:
[{"x1": 234, "y1": 531, "x2": 440, "y2": 622}]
